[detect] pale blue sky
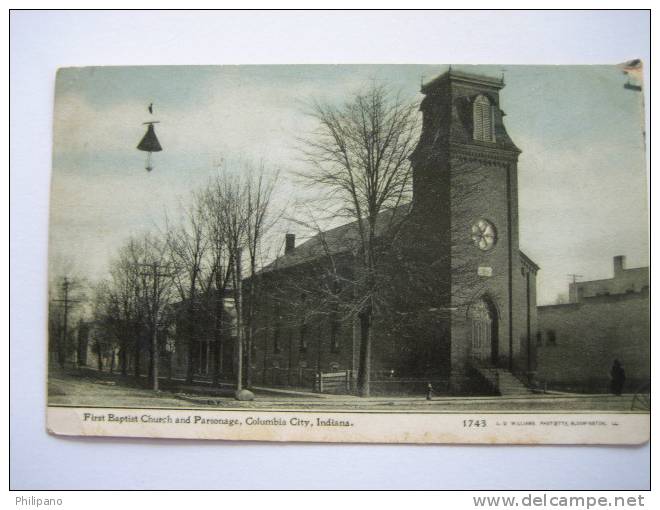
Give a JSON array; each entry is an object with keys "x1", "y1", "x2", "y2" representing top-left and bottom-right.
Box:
[{"x1": 50, "y1": 64, "x2": 648, "y2": 304}]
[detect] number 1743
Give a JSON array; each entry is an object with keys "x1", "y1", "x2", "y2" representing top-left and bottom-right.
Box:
[{"x1": 463, "y1": 419, "x2": 487, "y2": 427}]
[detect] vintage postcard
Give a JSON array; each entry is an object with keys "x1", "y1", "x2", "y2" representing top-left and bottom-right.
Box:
[{"x1": 47, "y1": 64, "x2": 649, "y2": 444}]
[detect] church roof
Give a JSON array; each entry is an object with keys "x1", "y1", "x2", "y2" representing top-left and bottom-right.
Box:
[
  {"x1": 260, "y1": 204, "x2": 412, "y2": 273},
  {"x1": 261, "y1": 202, "x2": 540, "y2": 276}
]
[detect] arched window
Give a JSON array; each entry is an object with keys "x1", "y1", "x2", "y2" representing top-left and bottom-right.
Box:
[{"x1": 473, "y1": 95, "x2": 495, "y2": 142}]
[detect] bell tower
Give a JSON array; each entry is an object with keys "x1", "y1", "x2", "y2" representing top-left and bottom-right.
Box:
[{"x1": 410, "y1": 69, "x2": 524, "y2": 391}]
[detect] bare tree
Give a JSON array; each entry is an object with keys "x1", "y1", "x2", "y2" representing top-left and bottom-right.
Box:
[
  {"x1": 89, "y1": 280, "x2": 117, "y2": 372},
  {"x1": 101, "y1": 234, "x2": 174, "y2": 389},
  {"x1": 203, "y1": 161, "x2": 279, "y2": 392},
  {"x1": 201, "y1": 182, "x2": 235, "y2": 386},
  {"x1": 298, "y1": 83, "x2": 421, "y2": 396},
  {"x1": 137, "y1": 233, "x2": 175, "y2": 390},
  {"x1": 166, "y1": 193, "x2": 210, "y2": 384},
  {"x1": 243, "y1": 162, "x2": 279, "y2": 388},
  {"x1": 109, "y1": 237, "x2": 148, "y2": 378},
  {"x1": 207, "y1": 170, "x2": 249, "y2": 391},
  {"x1": 85, "y1": 163, "x2": 278, "y2": 395}
]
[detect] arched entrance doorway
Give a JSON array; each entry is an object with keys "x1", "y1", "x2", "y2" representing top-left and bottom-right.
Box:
[{"x1": 469, "y1": 298, "x2": 499, "y2": 365}]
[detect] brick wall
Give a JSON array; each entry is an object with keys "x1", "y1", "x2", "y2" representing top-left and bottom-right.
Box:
[
  {"x1": 537, "y1": 290, "x2": 649, "y2": 393},
  {"x1": 248, "y1": 254, "x2": 359, "y2": 390}
]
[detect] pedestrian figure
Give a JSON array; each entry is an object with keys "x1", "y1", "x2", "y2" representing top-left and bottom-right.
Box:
[
  {"x1": 610, "y1": 359, "x2": 626, "y2": 396},
  {"x1": 426, "y1": 382, "x2": 433, "y2": 401}
]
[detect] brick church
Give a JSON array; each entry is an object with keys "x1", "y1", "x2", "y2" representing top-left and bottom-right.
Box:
[{"x1": 245, "y1": 69, "x2": 539, "y2": 395}]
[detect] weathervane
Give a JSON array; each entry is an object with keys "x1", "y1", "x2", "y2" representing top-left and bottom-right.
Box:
[{"x1": 137, "y1": 102, "x2": 162, "y2": 172}]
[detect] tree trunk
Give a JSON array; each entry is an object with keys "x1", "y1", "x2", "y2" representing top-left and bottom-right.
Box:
[
  {"x1": 245, "y1": 339, "x2": 252, "y2": 387},
  {"x1": 148, "y1": 325, "x2": 155, "y2": 383},
  {"x1": 119, "y1": 344, "x2": 127, "y2": 376},
  {"x1": 58, "y1": 325, "x2": 66, "y2": 367},
  {"x1": 235, "y1": 253, "x2": 244, "y2": 392},
  {"x1": 245, "y1": 265, "x2": 257, "y2": 389},
  {"x1": 186, "y1": 312, "x2": 195, "y2": 384},
  {"x1": 185, "y1": 285, "x2": 197, "y2": 384},
  {"x1": 96, "y1": 343, "x2": 104, "y2": 372},
  {"x1": 133, "y1": 331, "x2": 141, "y2": 379},
  {"x1": 357, "y1": 307, "x2": 372, "y2": 397},
  {"x1": 110, "y1": 350, "x2": 116, "y2": 375},
  {"x1": 213, "y1": 298, "x2": 224, "y2": 386},
  {"x1": 245, "y1": 312, "x2": 252, "y2": 388},
  {"x1": 76, "y1": 330, "x2": 83, "y2": 368},
  {"x1": 151, "y1": 326, "x2": 159, "y2": 391},
  {"x1": 56, "y1": 339, "x2": 64, "y2": 366}
]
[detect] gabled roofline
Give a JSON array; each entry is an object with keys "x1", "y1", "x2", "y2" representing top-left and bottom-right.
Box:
[{"x1": 519, "y1": 250, "x2": 540, "y2": 272}]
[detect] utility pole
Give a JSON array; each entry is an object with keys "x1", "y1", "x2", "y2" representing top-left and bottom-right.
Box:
[
  {"x1": 567, "y1": 274, "x2": 583, "y2": 303},
  {"x1": 52, "y1": 277, "x2": 81, "y2": 367},
  {"x1": 139, "y1": 262, "x2": 174, "y2": 391}
]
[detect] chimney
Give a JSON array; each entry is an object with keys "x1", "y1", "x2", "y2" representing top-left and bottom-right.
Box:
[
  {"x1": 613, "y1": 255, "x2": 626, "y2": 276},
  {"x1": 285, "y1": 233, "x2": 295, "y2": 255}
]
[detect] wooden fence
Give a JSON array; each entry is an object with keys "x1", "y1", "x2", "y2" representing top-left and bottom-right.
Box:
[{"x1": 315, "y1": 370, "x2": 353, "y2": 394}]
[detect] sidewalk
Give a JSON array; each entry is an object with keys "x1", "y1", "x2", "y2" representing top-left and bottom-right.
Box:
[{"x1": 48, "y1": 367, "x2": 641, "y2": 412}]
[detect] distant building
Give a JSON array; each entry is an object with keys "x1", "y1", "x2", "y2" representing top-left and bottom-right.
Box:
[
  {"x1": 537, "y1": 256, "x2": 649, "y2": 393},
  {"x1": 569, "y1": 255, "x2": 648, "y2": 302}
]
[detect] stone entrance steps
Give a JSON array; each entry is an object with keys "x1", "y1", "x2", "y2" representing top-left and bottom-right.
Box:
[{"x1": 473, "y1": 365, "x2": 533, "y2": 396}]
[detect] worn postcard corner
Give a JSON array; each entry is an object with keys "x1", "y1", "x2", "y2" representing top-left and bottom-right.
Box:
[{"x1": 47, "y1": 63, "x2": 649, "y2": 444}]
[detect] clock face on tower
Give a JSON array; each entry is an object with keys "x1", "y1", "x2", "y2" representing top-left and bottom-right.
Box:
[{"x1": 471, "y1": 219, "x2": 497, "y2": 251}]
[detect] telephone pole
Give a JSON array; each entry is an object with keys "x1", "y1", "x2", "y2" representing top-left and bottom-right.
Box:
[
  {"x1": 52, "y1": 277, "x2": 81, "y2": 366},
  {"x1": 567, "y1": 273, "x2": 583, "y2": 303}
]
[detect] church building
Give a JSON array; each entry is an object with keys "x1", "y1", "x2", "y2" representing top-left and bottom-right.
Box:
[{"x1": 249, "y1": 69, "x2": 539, "y2": 395}]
